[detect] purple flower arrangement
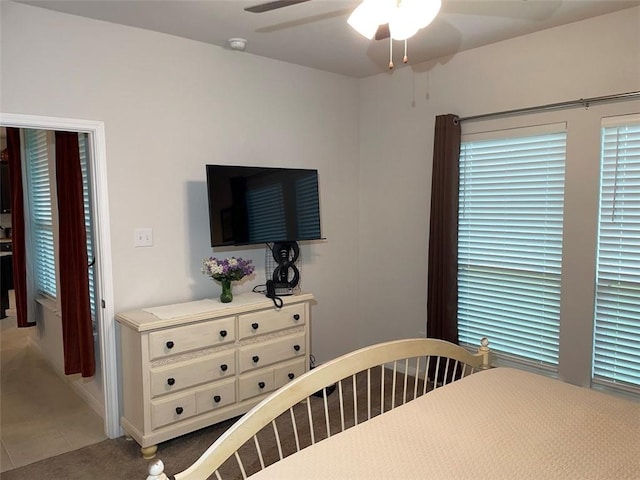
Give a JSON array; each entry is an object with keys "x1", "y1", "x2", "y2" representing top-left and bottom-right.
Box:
[{"x1": 202, "y1": 256, "x2": 255, "y2": 282}]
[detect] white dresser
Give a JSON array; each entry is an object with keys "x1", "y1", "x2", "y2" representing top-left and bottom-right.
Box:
[{"x1": 116, "y1": 292, "x2": 314, "y2": 458}]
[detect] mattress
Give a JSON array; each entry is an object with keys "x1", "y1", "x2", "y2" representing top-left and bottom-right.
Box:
[{"x1": 247, "y1": 367, "x2": 640, "y2": 479}]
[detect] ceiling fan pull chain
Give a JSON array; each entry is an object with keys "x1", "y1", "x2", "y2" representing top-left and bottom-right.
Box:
[
  {"x1": 403, "y1": 39, "x2": 408, "y2": 64},
  {"x1": 389, "y1": 37, "x2": 394, "y2": 69}
]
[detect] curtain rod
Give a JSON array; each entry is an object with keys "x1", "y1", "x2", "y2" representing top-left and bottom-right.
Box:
[{"x1": 458, "y1": 91, "x2": 640, "y2": 123}]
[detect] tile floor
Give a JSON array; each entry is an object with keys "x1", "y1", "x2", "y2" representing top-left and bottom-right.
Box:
[{"x1": 0, "y1": 312, "x2": 107, "y2": 472}]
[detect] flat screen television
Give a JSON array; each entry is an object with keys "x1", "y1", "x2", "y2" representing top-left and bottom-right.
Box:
[{"x1": 206, "y1": 165, "x2": 323, "y2": 247}]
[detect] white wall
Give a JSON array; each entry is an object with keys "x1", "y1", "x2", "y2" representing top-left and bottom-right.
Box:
[
  {"x1": 357, "y1": 7, "x2": 640, "y2": 385},
  {"x1": 0, "y1": 0, "x2": 360, "y2": 406}
]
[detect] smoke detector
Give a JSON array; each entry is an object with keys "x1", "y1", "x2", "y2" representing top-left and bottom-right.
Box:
[{"x1": 227, "y1": 38, "x2": 247, "y2": 51}]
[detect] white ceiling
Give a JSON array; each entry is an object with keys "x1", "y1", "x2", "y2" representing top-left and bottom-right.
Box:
[{"x1": 16, "y1": 0, "x2": 640, "y2": 78}]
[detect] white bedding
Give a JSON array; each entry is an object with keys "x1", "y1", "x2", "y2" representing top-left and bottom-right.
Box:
[{"x1": 248, "y1": 368, "x2": 640, "y2": 479}]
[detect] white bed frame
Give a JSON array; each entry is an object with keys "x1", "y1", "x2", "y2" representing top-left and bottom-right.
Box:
[{"x1": 146, "y1": 338, "x2": 491, "y2": 480}]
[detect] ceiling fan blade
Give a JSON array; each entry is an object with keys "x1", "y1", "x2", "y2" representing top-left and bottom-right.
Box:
[
  {"x1": 245, "y1": 0, "x2": 311, "y2": 14},
  {"x1": 375, "y1": 23, "x2": 390, "y2": 40}
]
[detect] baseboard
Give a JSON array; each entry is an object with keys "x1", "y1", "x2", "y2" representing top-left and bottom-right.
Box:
[{"x1": 27, "y1": 336, "x2": 106, "y2": 421}]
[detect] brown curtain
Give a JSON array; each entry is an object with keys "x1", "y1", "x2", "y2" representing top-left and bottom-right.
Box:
[
  {"x1": 6, "y1": 128, "x2": 33, "y2": 327},
  {"x1": 427, "y1": 114, "x2": 461, "y2": 344},
  {"x1": 55, "y1": 131, "x2": 95, "y2": 377}
]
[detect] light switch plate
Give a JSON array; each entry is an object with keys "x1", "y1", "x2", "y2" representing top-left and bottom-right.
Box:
[{"x1": 134, "y1": 228, "x2": 153, "y2": 247}]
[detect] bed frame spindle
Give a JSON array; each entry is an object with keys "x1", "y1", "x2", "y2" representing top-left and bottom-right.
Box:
[
  {"x1": 234, "y1": 451, "x2": 247, "y2": 479},
  {"x1": 422, "y1": 356, "x2": 431, "y2": 395},
  {"x1": 380, "y1": 367, "x2": 385, "y2": 413},
  {"x1": 289, "y1": 408, "x2": 301, "y2": 452},
  {"x1": 253, "y1": 435, "x2": 265, "y2": 469},
  {"x1": 322, "y1": 388, "x2": 331, "y2": 438},
  {"x1": 352, "y1": 374, "x2": 359, "y2": 425},
  {"x1": 338, "y1": 381, "x2": 346, "y2": 431},
  {"x1": 306, "y1": 395, "x2": 315, "y2": 445},
  {"x1": 271, "y1": 420, "x2": 283, "y2": 460},
  {"x1": 366, "y1": 368, "x2": 372, "y2": 421},
  {"x1": 413, "y1": 357, "x2": 421, "y2": 399}
]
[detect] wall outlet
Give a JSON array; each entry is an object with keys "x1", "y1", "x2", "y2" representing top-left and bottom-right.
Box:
[{"x1": 134, "y1": 228, "x2": 153, "y2": 247}]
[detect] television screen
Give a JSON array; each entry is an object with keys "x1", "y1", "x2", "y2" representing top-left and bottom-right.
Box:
[{"x1": 206, "y1": 165, "x2": 323, "y2": 247}]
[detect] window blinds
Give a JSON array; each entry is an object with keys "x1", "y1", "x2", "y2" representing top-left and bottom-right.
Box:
[
  {"x1": 593, "y1": 116, "x2": 640, "y2": 391},
  {"x1": 25, "y1": 129, "x2": 57, "y2": 298},
  {"x1": 78, "y1": 133, "x2": 96, "y2": 321},
  {"x1": 458, "y1": 125, "x2": 567, "y2": 369}
]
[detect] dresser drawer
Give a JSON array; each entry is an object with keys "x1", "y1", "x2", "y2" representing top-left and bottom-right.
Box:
[
  {"x1": 151, "y1": 392, "x2": 196, "y2": 430},
  {"x1": 150, "y1": 350, "x2": 236, "y2": 398},
  {"x1": 274, "y1": 358, "x2": 307, "y2": 388},
  {"x1": 239, "y1": 332, "x2": 306, "y2": 373},
  {"x1": 239, "y1": 369, "x2": 276, "y2": 401},
  {"x1": 238, "y1": 304, "x2": 305, "y2": 339},
  {"x1": 148, "y1": 316, "x2": 235, "y2": 360},
  {"x1": 196, "y1": 378, "x2": 237, "y2": 414}
]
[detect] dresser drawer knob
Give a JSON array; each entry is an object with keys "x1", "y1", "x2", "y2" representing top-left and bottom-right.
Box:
[
  {"x1": 293, "y1": 314, "x2": 300, "y2": 321},
  {"x1": 213, "y1": 395, "x2": 221, "y2": 403},
  {"x1": 252, "y1": 322, "x2": 259, "y2": 330},
  {"x1": 288, "y1": 373, "x2": 295, "y2": 380},
  {"x1": 220, "y1": 330, "x2": 227, "y2": 338},
  {"x1": 293, "y1": 344, "x2": 301, "y2": 352},
  {"x1": 258, "y1": 381, "x2": 266, "y2": 389},
  {"x1": 166, "y1": 341, "x2": 174, "y2": 349},
  {"x1": 167, "y1": 378, "x2": 176, "y2": 386},
  {"x1": 252, "y1": 355, "x2": 260, "y2": 363},
  {"x1": 220, "y1": 364, "x2": 228, "y2": 372},
  {"x1": 175, "y1": 407, "x2": 183, "y2": 415}
]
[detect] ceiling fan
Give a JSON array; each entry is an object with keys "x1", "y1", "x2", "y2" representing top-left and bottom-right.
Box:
[
  {"x1": 244, "y1": 0, "x2": 311, "y2": 14},
  {"x1": 244, "y1": 0, "x2": 391, "y2": 40}
]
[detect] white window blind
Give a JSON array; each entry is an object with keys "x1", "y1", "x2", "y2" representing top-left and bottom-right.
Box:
[
  {"x1": 78, "y1": 133, "x2": 97, "y2": 320},
  {"x1": 458, "y1": 125, "x2": 567, "y2": 369},
  {"x1": 25, "y1": 129, "x2": 57, "y2": 298},
  {"x1": 593, "y1": 116, "x2": 640, "y2": 392}
]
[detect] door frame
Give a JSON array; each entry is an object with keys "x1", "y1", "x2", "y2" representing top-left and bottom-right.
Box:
[{"x1": 0, "y1": 112, "x2": 119, "y2": 438}]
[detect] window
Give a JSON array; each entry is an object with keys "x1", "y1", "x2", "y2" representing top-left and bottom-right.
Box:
[
  {"x1": 79, "y1": 133, "x2": 97, "y2": 320},
  {"x1": 25, "y1": 129, "x2": 57, "y2": 298},
  {"x1": 24, "y1": 130, "x2": 96, "y2": 321},
  {"x1": 458, "y1": 124, "x2": 567, "y2": 371},
  {"x1": 593, "y1": 116, "x2": 640, "y2": 392}
]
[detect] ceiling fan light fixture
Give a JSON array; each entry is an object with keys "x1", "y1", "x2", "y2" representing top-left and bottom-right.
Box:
[
  {"x1": 347, "y1": 2, "x2": 378, "y2": 39},
  {"x1": 348, "y1": 0, "x2": 441, "y2": 40},
  {"x1": 409, "y1": 0, "x2": 442, "y2": 29},
  {"x1": 348, "y1": 0, "x2": 442, "y2": 69},
  {"x1": 389, "y1": 3, "x2": 419, "y2": 41},
  {"x1": 348, "y1": 0, "x2": 394, "y2": 40}
]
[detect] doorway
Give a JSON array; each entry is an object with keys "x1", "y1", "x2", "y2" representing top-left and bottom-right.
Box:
[{"x1": 0, "y1": 114, "x2": 118, "y2": 442}]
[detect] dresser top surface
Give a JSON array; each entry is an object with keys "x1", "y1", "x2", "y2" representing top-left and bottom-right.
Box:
[{"x1": 116, "y1": 292, "x2": 314, "y2": 332}]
